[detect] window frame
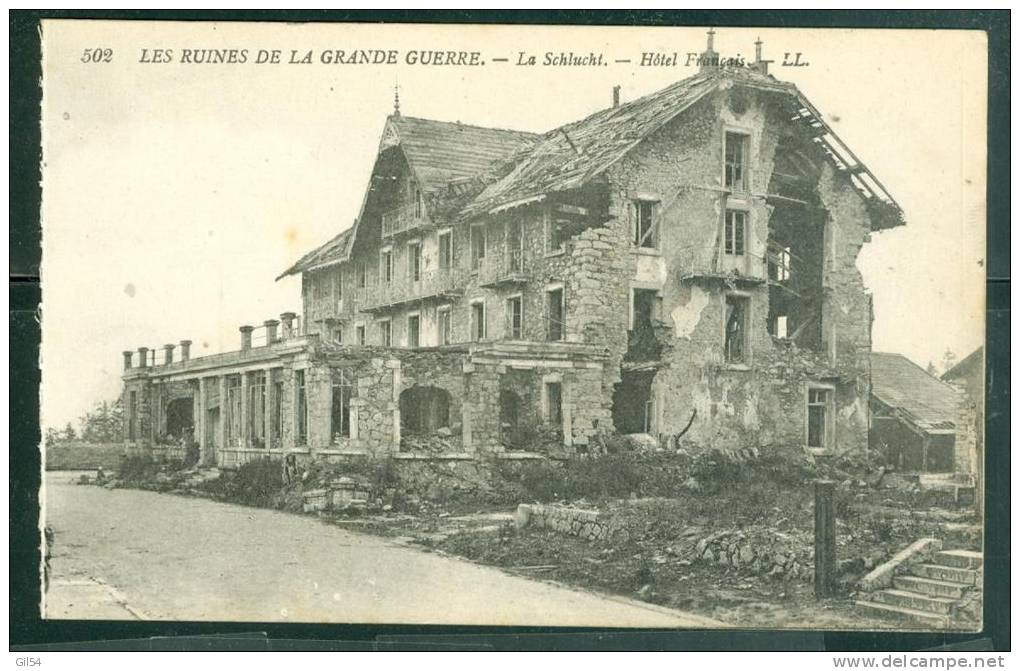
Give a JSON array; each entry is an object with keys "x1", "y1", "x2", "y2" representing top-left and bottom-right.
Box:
[
  {"x1": 545, "y1": 284, "x2": 566, "y2": 342},
  {"x1": 355, "y1": 324, "x2": 366, "y2": 346},
  {"x1": 805, "y1": 384, "x2": 836, "y2": 452},
  {"x1": 470, "y1": 223, "x2": 487, "y2": 271},
  {"x1": 407, "y1": 313, "x2": 421, "y2": 348},
  {"x1": 544, "y1": 210, "x2": 565, "y2": 255},
  {"x1": 437, "y1": 305, "x2": 452, "y2": 346},
  {"x1": 330, "y1": 369, "x2": 353, "y2": 442},
  {"x1": 724, "y1": 130, "x2": 751, "y2": 193},
  {"x1": 506, "y1": 294, "x2": 524, "y2": 339},
  {"x1": 380, "y1": 248, "x2": 393, "y2": 284},
  {"x1": 407, "y1": 240, "x2": 422, "y2": 282},
  {"x1": 724, "y1": 209, "x2": 747, "y2": 256},
  {"x1": 632, "y1": 199, "x2": 658, "y2": 249},
  {"x1": 294, "y1": 369, "x2": 308, "y2": 447},
  {"x1": 437, "y1": 229, "x2": 453, "y2": 270},
  {"x1": 470, "y1": 300, "x2": 486, "y2": 341},
  {"x1": 378, "y1": 318, "x2": 392, "y2": 347}
]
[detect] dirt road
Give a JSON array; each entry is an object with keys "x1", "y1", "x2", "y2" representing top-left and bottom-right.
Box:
[{"x1": 43, "y1": 472, "x2": 723, "y2": 627}]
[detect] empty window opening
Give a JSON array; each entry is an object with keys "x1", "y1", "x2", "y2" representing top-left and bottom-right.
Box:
[
  {"x1": 270, "y1": 378, "x2": 283, "y2": 449},
  {"x1": 379, "y1": 320, "x2": 392, "y2": 347},
  {"x1": 399, "y1": 386, "x2": 452, "y2": 439},
  {"x1": 633, "y1": 200, "x2": 657, "y2": 248},
  {"x1": 471, "y1": 302, "x2": 486, "y2": 341},
  {"x1": 408, "y1": 315, "x2": 420, "y2": 348},
  {"x1": 545, "y1": 381, "x2": 563, "y2": 427},
  {"x1": 807, "y1": 387, "x2": 832, "y2": 450},
  {"x1": 612, "y1": 371, "x2": 655, "y2": 435},
  {"x1": 248, "y1": 372, "x2": 266, "y2": 449},
  {"x1": 545, "y1": 214, "x2": 565, "y2": 253},
  {"x1": 294, "y1": 370, "x2": 308, "y2": 446},
  {"x1": 437, "y1": 306, "x2": 452, "y2": 345},
  {"x1": 768, "y1": 245, "x2": 792, "y2": 282},
  {"x1": 768, "y1": 314, "x2": 789, "y2": 339},
  {"x1": 332, "y1": 327, "x2": 344, "y2": 345},
  {"x1": 725, "y1": 210, "x2": 747, "y2": 256},
  {"x1": 628, "y1": 288, "x2": 663, "y2": 361},
  {"x1": 381, "y1": 249, "x2": 393, "y2": 284},
  {"x1": 507, "y1": 220, "x2": 524, "y2": 272},
  {"x1": 724, "y1": 295, "x2": 750, "y2": 364},
  {"x1": 165, "y1": 396, "x2": 194, "y2": 443},
  {"x1": 408, "y1": 241, "x2": 422, "y2": 282},
  {"x1": 470, "y1": 224, "x2": 486, "y2": 270},
  {"x1": 546, "y1": 287, "x2": 565, "y2": 341},
  {"x1": 506, "y1": 296, "x2": 523, "y2": 339},
  {"x1": 438, "y1": 230, "x2": 453, "y2": 270},
  {"x1": 724, "y1": 131, "x2": 750, "y2": 191},
  {"x1": 331, "y1": 370, "x2": 352, "y2": 441},
  {"x1": 356, "y1": 325, "x2": 366, "y2": 346},
  {"x1": 766, "y1": 201, "x2": 825, "y2": 349},
  {"x1": 356, "y1": 262, "x2": 367, "y2": 289}
]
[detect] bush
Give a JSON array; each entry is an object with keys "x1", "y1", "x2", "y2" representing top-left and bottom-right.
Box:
[{"x1": 118, "y1": 455, "x2": 159, "y2": 484}]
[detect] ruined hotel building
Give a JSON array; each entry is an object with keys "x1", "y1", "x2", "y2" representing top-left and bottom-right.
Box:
[{"x1": 121, "y1": 37, "x2": 904, "y2": 469}]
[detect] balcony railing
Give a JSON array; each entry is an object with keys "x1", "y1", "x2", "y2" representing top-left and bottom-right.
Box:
[
  {"x1": 358, "y1": 266, "x2": 467, "y2": 312},
  {"x1": 478, "y1": 248, "x2": 528, "y2": 288},
  {"x1": 381, "y1": 203, "x2": 429, "y2": 238},
  {"x1": 675, "y1": 245, "x2": 767, "y2": 283}
]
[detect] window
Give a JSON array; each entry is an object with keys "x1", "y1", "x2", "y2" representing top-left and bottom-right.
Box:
[
  {"x1": 724, "y1": 131, "x2": 749, "y2": 191},
  {"x1": 769, "y1": 314, "x2": 789, "y2": 339},
  {"x1": 507, "y1": 220, "x2": 524, "y2": 272},
  {"x1": 545, "y1": 381, "x2": 563, "y2": 426},
  {"x1": 725, "y1": 210, "x2": 746, "y2": 256},
  {"x1": 545, "y1": 213, "x2": 565, "y2": 253},
  {"x1": 226, "y1": 376, "x2": 242, "y2": 447},
  {"x1": 356, "y1": 324, "x2": 366, "y2": 345},
  {"x1": 332, "y1": 327, "x2": 344, "y2": 345},
  {"x1": 408, "y1": 314, "x2": 420, "y2": 348},
  {"x1": 331, "y1": 370, "x2": 352, "y2": 441},
  {"x1": 807, "y1": 388, "x2": 832, "y2": 450},
  {"x1": 506, "y1": 296, "x2": 523, "y2": 339},
  {"x1": 248, "y1": 372, "x2": 266, "y2": 449},
  {"x1": 546, "y1": 287, "x2": 565, "y2": 341},
  {"x1": 294, "y1": 370, "x2": 307, "y2": 446},
  {"x1": 471, "y1": 301, "x2": 486, "y2": 341},
  {"x1": 356, "y1": 262, "x2": 367, "y2": 289},
  {"x1": 437, "y1": 306, "x2": 452, "y2": 345},
  {"x1": 724, "y1": 295, "x2": 750, "y2": 364},
  {"x1": 407, "y1": 241, "x2": 422, "y2": 281},
  {"x1": 335, "y1": 268, "x2": 344, "y2": 305},
  {"x1": 470, "y1": 224, "x2": 486, "y2": 270},
  {"x1": 438, "y1": 230, "x2": 453, "y2": 270},
  {"x1": 379, "y1": 320, "x2": 392, "y2": 347},
  {"x1": 381, "y1": 249, "x2": 393, "y2": 284},
  {"x1": 769, "y1": 245, "x2": 792, "y2": 281},
  {"x1": 414, "y1": 186, "x2": 424, "y2": 219},
  {"x1": 633, "y1": 200, "x2": 657, "y2": 248}
]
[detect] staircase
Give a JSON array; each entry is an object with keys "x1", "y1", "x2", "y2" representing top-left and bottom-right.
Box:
[{"x1": 856, "y1": 549, "x2": 982, "y2": 627}]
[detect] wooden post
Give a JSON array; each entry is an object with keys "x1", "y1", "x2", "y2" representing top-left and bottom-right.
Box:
[{"x1": 814, "y1": 479, "x2": 836, "y2": 598}]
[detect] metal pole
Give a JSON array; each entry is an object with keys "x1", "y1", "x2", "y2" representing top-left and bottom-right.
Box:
[{"x1": 814, "y1": 479, "x2": 836, "y2": 598}]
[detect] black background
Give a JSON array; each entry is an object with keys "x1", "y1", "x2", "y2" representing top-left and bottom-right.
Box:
[{"x1": 9, "y1": 9, "x2": 1010, "y2": 652}]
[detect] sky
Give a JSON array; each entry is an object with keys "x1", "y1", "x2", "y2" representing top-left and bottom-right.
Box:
[{"x1": 40, "y1": 21, "x2": 987, "y2": 429}]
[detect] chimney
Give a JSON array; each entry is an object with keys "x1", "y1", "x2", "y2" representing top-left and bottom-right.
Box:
[
  {"x1": 280, "y1": 312, "x2": 297, "y2": 339},
  {"x1": 612, "y1": 85, "x2": 621, "y2": 108},
  {"x1": 163, "y1": 343, "x2": 175, "y2": 365},
  {"x1": 264, "y1": 319, "x2": 279, "y2": 344},
  {"x1": 122, "y1": 350, "x2": 134, "y2": 370},
  {"x1": 137, "y1": 346, "x2": 149, "y2": 368},
  {"x1": 240, "y1": 325, "x2": 254, "y2": 351},
  {"x1": 753, "y1": 37, "x2": 769, "y2": 75},
  {"x1": 699, "y1": 28, "x2": 719, "y2": 72},
  {"x1": 179, "y1": 340, "x2": 192, "y2": 362}
]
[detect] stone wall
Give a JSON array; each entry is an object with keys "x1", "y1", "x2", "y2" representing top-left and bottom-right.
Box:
[{"x1": 514, "y1": 503, "x2": 616, "y2": 542}]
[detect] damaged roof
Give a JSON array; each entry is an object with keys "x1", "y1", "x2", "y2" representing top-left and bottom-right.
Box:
[
  {"x1": 276, "y1": 227, "x2": 353, "y2": 280},
  {"x1": 871, "y1": 352, "x2": 962, "y2": 433},
  {"x1": 386, "y1": 115, "x2": 539, "y2": 194}
]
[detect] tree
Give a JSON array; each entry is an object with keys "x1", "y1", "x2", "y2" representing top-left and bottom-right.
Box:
[
  {"x1": 926, "y1": 361, "x2": 939, "y2": 376},
  {"x1": 61, "y1": 422, "x2": 76, "y2": 441},
  {"x1": 78, "y1": 399, "x2": 124, "y2": 443},
  {"x1": 941, "y1": 348, "x2": 958, "y2": 375}
]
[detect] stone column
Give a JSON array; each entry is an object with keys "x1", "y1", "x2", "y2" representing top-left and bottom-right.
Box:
[
  {"x1": 240, "y1": 372, "x2": 250, "y2": 448},
  {"x1": 264, "y1": 368, "x2": 274, "y2": 450}
]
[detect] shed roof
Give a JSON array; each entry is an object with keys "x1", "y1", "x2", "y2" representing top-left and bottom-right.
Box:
[
  {"x1": 275, "y1": 227, "x2": 353, "y2": 280},
  {"x1": 871, "y1": 352, "x2": 961, "y2": 433}
]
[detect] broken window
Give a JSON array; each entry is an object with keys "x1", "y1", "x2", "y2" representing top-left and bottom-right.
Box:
[
  {"x1": 724, "y1": 131, "x2": 750, "y2": 191},
  {"x1": 724, "y1": 210, "x2": 746, "y2": 256},
  {"x1": 807, "y1": 387, "x2": 832, "y2": 450},
  {"x1": 506, "y1": 295, "x2": 523, "y2": 339},
  {"x1": 407, "y1": 241, "x2": 422, "y2": 282},
  {"x1": 768, "y1": 244, "x2": 792, "y2": 282},
  {"x1": 545, "y1": 381, "x2": 563, "y2": 426},
  {"x1": 437, "y1": 306, "x2": 452, "y2": 345},
  {"x1": 545, "y1": 213, "x2": 565, "y2": 253},
  {"x1": 248, "y1": 371, "x2": 266, "y2": 449},
  {"x1": 471, "y1": 301, "x2": 486, "y2": 341},
  {"x1": 470, "y1": 224, "x2": 486, "y2": 270},
  {"x1": 381, "y1": 249, "x2": 393, "y2": 284},
  {"x1": 724, "y1": 295, "x2": 750, "y2": 364},
  {"x1": 294, "y1": 370, "x2": 307, "y2": 446},
  {"x1": 633, "y1": 200, "x2": 657, "y2": 248},
  {"x1": 546, "y1": 287, "x2": 565, "y2": 341},
  {"x1": 379, "y1": 319, "x2": 392, "y2": 347},
  {"x1": 438, "y1": 230, "x2": 453, "y2": 270},
  {"x1": 768, "y1": 314, "x2": 789, "y2": 339},
  {"x1": 408, "y1": 314, "x2": 420, "y2": 348},
  {"x1": 331, "y1": 369, "x2": 352, "y2": 441}
]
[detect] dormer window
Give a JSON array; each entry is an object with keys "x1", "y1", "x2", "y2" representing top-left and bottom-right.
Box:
[{"x1": 724, "y1": 131, "x2": 750, "y2": 192}]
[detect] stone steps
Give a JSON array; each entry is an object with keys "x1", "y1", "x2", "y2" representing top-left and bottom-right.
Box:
[
  {"x1": 893, "y1": 575, "x2": 968, "y2": 599},
  {"x1": 911, "y1": 563, "x2": 979, "y2": 585},
  {"x1": 854, "y1": 599, "x2": 949, "y2": 628},
  {"x1": 869, "y1": 588, "x2": 956, "y2": 614},
  {"x1": 935, "y1": 549, "x2": 983, "y2": 570}
]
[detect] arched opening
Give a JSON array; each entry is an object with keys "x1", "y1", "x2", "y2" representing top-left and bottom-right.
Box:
[
  {"x1": 399, "y1": 385, "x2": 452, "y2": 435},
  {"x1": 166, "y1": 397, "x2": 194, "y2": 440}
]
